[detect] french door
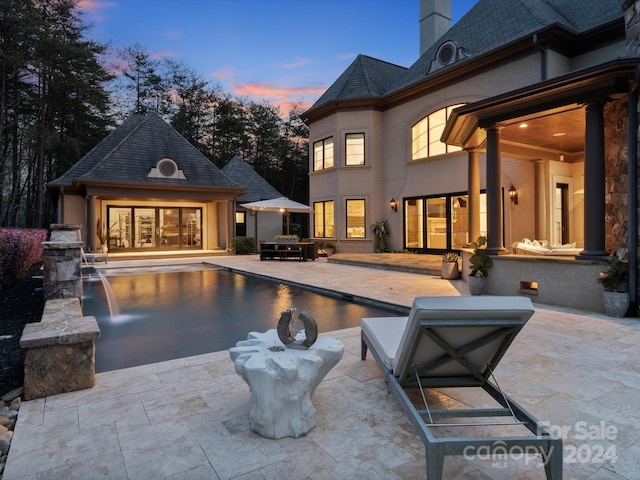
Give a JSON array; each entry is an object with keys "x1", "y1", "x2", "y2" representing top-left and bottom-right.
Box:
[{"x1": 404, "y1": 192, "x2": 486, "y2": 253}]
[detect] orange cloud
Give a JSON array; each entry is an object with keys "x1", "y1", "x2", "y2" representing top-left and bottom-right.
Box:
[
  {"x1": 231, "y1": 81, "x2": 326, "y2": 110},
  {"x1": 76, "y1": 0, "x2": 116, "y2": 21}
]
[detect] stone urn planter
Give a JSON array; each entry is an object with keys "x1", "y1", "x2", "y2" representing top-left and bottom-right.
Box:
[
  {"x1": 597, "y1": 248, "x2": 629, "y2": 318},
  {"x1": 441, "y1": 252, "x2": 460, "y2": 280},
  {"x1": 602, "y1": 291, "x2": 629, "y2": 318},
  {"x1": 468, "y1": 275, "x2": 485, "y2": 295},
  {"x1": 441, "y1": 262, "x2": 459, "y2": 280}
]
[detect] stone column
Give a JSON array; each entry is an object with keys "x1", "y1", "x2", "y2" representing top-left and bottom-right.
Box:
[
  {"x1": 467, "y1": 148, "x2": 481, "y2": 244},
  {"x1": 485, "y1": 126, "x2": 505, "y2": 254},
  {"x1": 577, "y1": 101, "x2": 608, "y2": 260},
  {"x1": 42, "y1": 224, "x2": 83, "y2": 300}
]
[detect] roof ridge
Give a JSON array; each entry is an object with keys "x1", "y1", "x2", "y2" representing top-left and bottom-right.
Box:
[{"x1": 521, "y1": 0, "x2": 573, "y2": 29}]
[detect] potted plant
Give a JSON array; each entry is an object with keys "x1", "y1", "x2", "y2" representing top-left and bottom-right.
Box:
[
  {"x1": 318, "y1": 241, "x2": 336, "y2": 256},
  {"x1": 441, "y1": 252, "x2": 460, "y2": 280},
  {"x1": 468, "y1": 236, "x2": 493, "y2": 295},
  {"x1": 96, "y1": 219, "x2": 109, "y2": 253},
  {"x1": 371, "y1": 219, "x2": 390, "y2": 252},
  {"x1": 598, "y1": 248, "x2": 629, "y2": 317}
]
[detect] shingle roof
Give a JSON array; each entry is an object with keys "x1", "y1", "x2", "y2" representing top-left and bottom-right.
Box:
[
  {"x1": 308, "y1": 0, "x2": 624, "y2": 111},
  {"x1": 221, "y1": 156, "x2": 282, "y2": 202},
  {"x1": 309, "y1": 55, "x2": 407, "y2": 110},
  {"x1": 391, "y1": 0, "x2": 623, "y2": 90},
  {"x1": 49, "y1": 112, "x2": 240, "y2": 190}
]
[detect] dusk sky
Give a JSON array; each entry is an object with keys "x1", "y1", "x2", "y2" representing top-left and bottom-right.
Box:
[{"x1": 79, "y1": 0, "x2": 478, "y2": 110}]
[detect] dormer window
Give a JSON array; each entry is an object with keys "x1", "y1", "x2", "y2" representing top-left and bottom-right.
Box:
[{"x1": 148, "y1": 158, "x2": 187, "y2": 179}]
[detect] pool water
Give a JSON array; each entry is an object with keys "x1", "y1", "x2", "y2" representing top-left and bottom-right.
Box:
[{"x1": 82, "y1": 264, "x2": 402, "y2": 372}]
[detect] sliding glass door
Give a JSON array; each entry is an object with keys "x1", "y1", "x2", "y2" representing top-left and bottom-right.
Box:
[{"x1": 106, "y1": 206, "x2": 202, "y2": 251}]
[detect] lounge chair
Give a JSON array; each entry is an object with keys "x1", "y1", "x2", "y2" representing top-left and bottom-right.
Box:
[{"x1": 361, "y1": 296, "x2": 562, "y2": 479}]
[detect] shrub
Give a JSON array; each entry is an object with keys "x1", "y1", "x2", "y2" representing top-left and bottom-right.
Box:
[
  {"x1": 232, "y1": 236, "x2": 256, "y2": 254},
  {"x1": 0, "y1": 228, "x2": 48, "y2": 289}
]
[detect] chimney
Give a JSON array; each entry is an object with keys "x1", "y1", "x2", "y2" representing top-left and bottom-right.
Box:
[{"x1": 420, "y1": 0, "x2": 452, "y2": 57}]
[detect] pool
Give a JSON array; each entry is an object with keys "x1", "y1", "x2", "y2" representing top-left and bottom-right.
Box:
[{"x1": 82, "y1": 264, "x2": 403, "y2": 372}]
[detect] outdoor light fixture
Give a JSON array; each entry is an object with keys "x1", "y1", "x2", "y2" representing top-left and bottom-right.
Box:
[
  {"x1": 390, "y1": 198, "x2": 398, "y2": 212},
  {"x1": 509, "y1": 184, "x2": 518, "y2": 205}
]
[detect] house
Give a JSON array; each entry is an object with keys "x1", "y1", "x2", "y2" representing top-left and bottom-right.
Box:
[
  {"x1": 221, "y1": 155, "x2": 285, "y2": 241},
  {"x1": 48, "y1": 113, "x2": 243, "y2": 254},
  {"x1": 304, "y1": 0, "x2": 640, "y2": 314}
]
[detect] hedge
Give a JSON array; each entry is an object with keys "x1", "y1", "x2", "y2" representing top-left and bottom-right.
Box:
[
  {"x1": 0, "y1": 228, "x2": 48, "y2": 289},
  {"x1": 232, "y1": 236, "x2": 256, "y2": 255}
]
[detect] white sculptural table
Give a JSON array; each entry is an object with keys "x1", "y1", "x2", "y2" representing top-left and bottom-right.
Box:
[{"x1": 229, "y1": 329, "x2": 344, "y2": 439}]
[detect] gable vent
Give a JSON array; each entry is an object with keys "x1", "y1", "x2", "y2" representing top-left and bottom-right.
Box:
[
  {"x1": 148, "y1": 158, "x2": 187, "y2": 179},
  {"x1": 429, "y1": 40, "x2": 467, "y2": 74},
  {"x1": 437, "y1": 41, "x2": 456, "y2": 65}
]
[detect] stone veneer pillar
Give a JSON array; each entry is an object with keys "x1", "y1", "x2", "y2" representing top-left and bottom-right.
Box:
[{"x1": 41, "y1": 224, "x2": 83, "y2": 300}]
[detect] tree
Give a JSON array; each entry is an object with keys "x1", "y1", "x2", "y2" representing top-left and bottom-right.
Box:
[
  {"x1": 0, "y1": 0, "x2": 112, "y2": 228},
  {"x1": 116, "y1": 43, "x2": 166, "y2": 116},
  {"x1": 210, "y1": 94, "x2": 249, "y2": 167}
]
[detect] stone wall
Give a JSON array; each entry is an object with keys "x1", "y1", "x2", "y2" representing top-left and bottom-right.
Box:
[
  {"x1": 19, "y1": 224, "x2": 100, "y2": 400},
  {"x1": 20, "y1": 298, "x2": 99, "y2": 400}
]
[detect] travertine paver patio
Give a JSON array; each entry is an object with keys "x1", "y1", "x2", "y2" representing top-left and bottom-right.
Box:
[{"x1": 4, "y1": 255, "x2": 640, "y2": 479}]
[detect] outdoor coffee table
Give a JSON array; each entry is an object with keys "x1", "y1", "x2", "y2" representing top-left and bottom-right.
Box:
[{"x1": 229, "y1": 329, "x2": 344, "y2": 439}]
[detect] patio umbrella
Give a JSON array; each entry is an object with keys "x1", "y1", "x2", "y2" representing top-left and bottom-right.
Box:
[{"x1": 240, "y1": 197, "x2": 313, "y2": 235}]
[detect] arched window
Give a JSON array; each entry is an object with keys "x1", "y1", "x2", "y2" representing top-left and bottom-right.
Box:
[{"x1": 411, "y1": 104, "x2": 464, "y2": 160}]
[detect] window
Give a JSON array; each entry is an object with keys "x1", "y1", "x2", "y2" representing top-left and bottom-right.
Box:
[
  {"x1": 346, "y1": 199, "x2": 365, "y2": 238},
  {"x1": 235, "y1": 211, "x2": 246, "y2": 237},
  {"x1": 313, "y1": 137, "x2": 334, "y2": 171},
  {"x1": 345, "y1": 133, "x2": 365, "y2": 165},
  {"x1": 411, "y1": 104, "x2": 464, "y2": 160},
  {"x1": 313, "y1": 200, "x2": 334, "y2": 238}
]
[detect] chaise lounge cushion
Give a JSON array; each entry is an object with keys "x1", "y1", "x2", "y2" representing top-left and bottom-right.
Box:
[{"x1": 360, "y1": 316, "x2": 408, "y2": 370}]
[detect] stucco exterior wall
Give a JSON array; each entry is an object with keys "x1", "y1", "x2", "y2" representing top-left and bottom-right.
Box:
[
  {"x1": 309, "y1": 109, "x2": 384, "y2": 251},
  {"x1": 62, "y1": 195, "x2": 89, "y2": 245},
  {"x1": 570, "y1": 40, "x2": 626, "y2": 71}
]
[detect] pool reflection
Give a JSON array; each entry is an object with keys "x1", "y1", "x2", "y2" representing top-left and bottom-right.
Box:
[{"x1": 83, "y1": 266, "x2": 400, "y2": 372}]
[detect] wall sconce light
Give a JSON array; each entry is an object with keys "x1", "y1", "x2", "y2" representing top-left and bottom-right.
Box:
[
  {"x1": 509, "y1": 184, "x2": 518, "y2": 205},
  {"x1": 390, "y1": 198, "x2": 398, "y2": 212}
]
